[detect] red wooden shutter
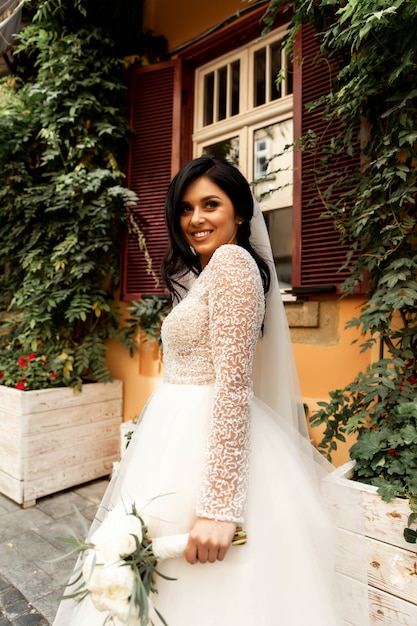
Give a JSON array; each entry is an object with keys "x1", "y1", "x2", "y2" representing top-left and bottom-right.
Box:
[
  {"x1": 292, "y1": 25, "x2": 361, "y2": 295},
  {"x1": 121, "y1": 60, "x2": 181, "y2": 300}
]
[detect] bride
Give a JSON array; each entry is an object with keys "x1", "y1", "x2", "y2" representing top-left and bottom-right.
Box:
[{"x1": 54, "y1": 155, "x2": 348, "y2": 625}]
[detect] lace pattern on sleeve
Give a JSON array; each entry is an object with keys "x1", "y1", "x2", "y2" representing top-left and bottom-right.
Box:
[{"x1": 196, "y1": 245, "x2": 265, "y2": 523}]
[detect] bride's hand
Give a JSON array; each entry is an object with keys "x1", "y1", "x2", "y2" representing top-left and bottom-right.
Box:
[{"x1": 185, "y1": 517, "x2": 237, "y2": 564}]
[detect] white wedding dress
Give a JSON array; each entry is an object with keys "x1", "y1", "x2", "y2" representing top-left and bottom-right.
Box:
[{"x1": 53, "y1": 244, "x2": 344, "y2": 626}]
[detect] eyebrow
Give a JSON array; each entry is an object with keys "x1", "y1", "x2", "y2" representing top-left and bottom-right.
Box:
[{"x1": 182, "y1": 194, "x2": 222, "y2": 203}]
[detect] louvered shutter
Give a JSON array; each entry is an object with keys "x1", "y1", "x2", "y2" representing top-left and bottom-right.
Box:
[
  {"x1": 121, "y1": 60, "x2": 181, "y2": 300},
  {"x1": 293, "y1": 25, "x2": 361, "y2": 295}
]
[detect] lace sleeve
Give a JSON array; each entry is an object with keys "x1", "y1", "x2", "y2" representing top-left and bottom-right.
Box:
[{"x1": 196, "y1": 245, "x2": 265, "y2": 523}]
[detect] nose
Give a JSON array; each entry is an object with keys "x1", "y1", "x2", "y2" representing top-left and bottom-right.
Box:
[{"x1": 190, "y1": 207, "x2": 204, "y2": 225}]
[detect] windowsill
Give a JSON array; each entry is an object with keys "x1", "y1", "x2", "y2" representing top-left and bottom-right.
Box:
[{"x1": 281, "y1": 291, "x2": 297, "y2": 302}]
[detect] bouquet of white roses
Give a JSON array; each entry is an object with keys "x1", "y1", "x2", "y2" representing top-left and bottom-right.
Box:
[{"x1": 58, "y1": 503, "x2": 246, "y2": 626}]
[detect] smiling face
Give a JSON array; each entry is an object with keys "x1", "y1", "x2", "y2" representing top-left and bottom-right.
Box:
[{"x1": 179, "y1": 177, "x2": 241, "y2": 268}]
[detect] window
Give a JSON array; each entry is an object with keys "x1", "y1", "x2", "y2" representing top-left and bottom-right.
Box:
[
  {"x1": 202, "y1": 60, "x2": 240, "y2": 125},
  {"x1": 122, "y1": 18, "x2": 363, "y2": 298},
  {"x1": 194, "y1": 29, "x2": 294, "y2": 292}
]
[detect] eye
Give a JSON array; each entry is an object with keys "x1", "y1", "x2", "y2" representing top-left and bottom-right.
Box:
[
  {"x1": 205, "y1": 200, "x2": 218, "y2": 209},
  {"x1": 179, "y1": 204, "x2": 192, "y2": 214}
]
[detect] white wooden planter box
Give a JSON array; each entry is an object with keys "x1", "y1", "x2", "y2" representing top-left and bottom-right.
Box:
[
  {"x1": 325, "y1": 461, "x2": 417, "y2": 626},
  {"x1": 0, "y1": 380, "x2": 123, "y2": 507}
]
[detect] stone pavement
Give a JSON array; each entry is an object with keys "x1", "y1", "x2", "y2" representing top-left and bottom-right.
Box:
[{"x1": 0, "y1": 478, "x2": 109, "y2": 625}]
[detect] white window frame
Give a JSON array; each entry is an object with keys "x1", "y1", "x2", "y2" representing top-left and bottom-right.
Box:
[{"x1": 193, "y1": 26, "x2": 293, "y2": 177}]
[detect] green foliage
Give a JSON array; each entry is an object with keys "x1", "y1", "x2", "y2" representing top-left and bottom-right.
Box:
[
  {"x1": 122, "y1": 297, "x2": 171, "y2": 351},
  {"x1": 0, "y1": 0, "x2": 138, "y2": 388},
  {"x1": 262, "y1": 0, "x2": 417, "y2": 511},
  {"x1": 351, "y1": 399, "x2": 417, "y2": 513},
  {"x1": 0, "y1": 350, "x2": 76, "y2": 390}
]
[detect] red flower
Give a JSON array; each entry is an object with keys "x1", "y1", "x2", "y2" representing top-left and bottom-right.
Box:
[
  {"x1": 399, "y1": 375, "x2": 416, "y2": 392},
  {"x1": 15, "y1": 382, "x2": 26, "y2": 390},
  {"x1": 27, "y1": 353, "x2": 36, "y2": 361},
  {"x1": 388, "y1": 449, "x2": 398, "y2": 457},
  {"x1": 50, "y1": 372, "x2": 57, "y2": 379},
  {"x1": 18, "y1": 355, "x2": 27, "y2": 367},
  {"x1": 0, "y1": 371, "x2": 3, "y2": 379}
]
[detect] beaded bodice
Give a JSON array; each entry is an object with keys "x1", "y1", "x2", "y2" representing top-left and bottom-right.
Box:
[{"x1": 161, "y1": 244, "x2": 265, "y2": 523}]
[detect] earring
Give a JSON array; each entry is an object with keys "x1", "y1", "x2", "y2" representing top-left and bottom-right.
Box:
[{"x1": 237, "y1": 220, "x2": 243, "y2": 225}]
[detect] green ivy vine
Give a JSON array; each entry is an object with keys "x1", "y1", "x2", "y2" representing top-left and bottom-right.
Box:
[
  {"x1": 0, "y1": 0, "x2": 140, "y2": 388},
  {"x1": 262, "y1": 0, "x2": 417, "y2": 509}
]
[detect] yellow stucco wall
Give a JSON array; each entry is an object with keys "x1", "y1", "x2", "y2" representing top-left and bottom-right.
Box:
[
  {"x1": 144, "y1": 0, "x2": 250, "y2": 51},
  {"x1": 106, "y1": 1, "x2": 371, "y2": 469},
  {"x1": 292, "y1": 296, "x2": 370, "y2": 466}
]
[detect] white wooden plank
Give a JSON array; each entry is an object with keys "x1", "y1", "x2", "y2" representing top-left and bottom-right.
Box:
[
  {"x1": 23, "y1": 457, "x2": 114, "y2": 503},
  {"x1": 367, "y1": 539, "x2": 417, "y2": 604},
  {"x1": 369, "y1": 585, "x2": 417, "y2": 625},
  {"x1": 361, "y1": 492, "x2": 411, "y2": 550},
  {"x1": 0, "y1": 412, "x2": 21, "y2": 432},
  {"x1": 335, "y1": 571, "x2": 417, "y2": 625},
  {"x1": 24, "y1": 436, "x2": 120, "y2": 479},
  {"x1": 25, "y1": 420, "x2": 121, "y2": 457},
  {"x1": 336, "y1": 528, "x2": 417, "y2": 604},
  {"x1": 0, "y1": 429, "x2": 23, "y2": 458},
  {"x1": 0, "y1": 470, "x2": 23, "y2": 503},
  {"x1": 0, "y1": 380, "x2": 122, "y2": 415},
  {"x1": 0, "y1": 450, "x2": 22, "y2": 478},
  {"x1": 22, "y1": 398, "x2": 123, "y2": 435},
  {"x1": 336, "y1": 572, "x2": 370, "y2": 625}
]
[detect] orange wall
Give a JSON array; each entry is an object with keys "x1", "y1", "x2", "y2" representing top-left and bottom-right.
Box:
[
  {"x1": 144, "y1": 0, "x2": 254, "y2": 51},
  {"x1": 294, "y1": 297, "x2": 369, "y2": 399},
  {"x1": 293, "y1": 296, "x2": 370, "y2": 466}
]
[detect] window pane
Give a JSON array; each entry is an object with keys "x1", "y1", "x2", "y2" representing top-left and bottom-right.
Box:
[
  {"x1": 217, "y1": 66, "x2": 227, "y2": 121},
  {"x1": 270, "y1": 41, "x2": 282, "y2": 101},
  {"x1": 252, "y1": 121, "x2": 293, "y2": 210},
  {"x1": 254, "y1": 137, "x2": 269, "y2": 179},
  {"x1": 254, "y1": 48, "x2": 266, "y2": 107},
  {"x1": 204, "y1": 136, "x2": 240, "y2": 167},
  {"x1": 203, "y1": 72, "x2": 214, "y2": 125},
  {"x1": 263, "y1": 208, "x2": 292, "y2": 289},
  {"x1": 231, "y1": 60, "x2": 240, "y2": 116}
]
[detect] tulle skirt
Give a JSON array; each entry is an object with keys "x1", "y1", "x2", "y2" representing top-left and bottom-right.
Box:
[{"x1": 53, "y1": 382, "x2": 343, "y2": 626}]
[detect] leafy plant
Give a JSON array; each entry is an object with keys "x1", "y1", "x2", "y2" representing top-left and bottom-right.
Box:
[
  {"x1": 351, "y1": 398, "x2": 417, "y2": 510},
  {"x1": 124, "y1": 297, "x2": 171, "y2": 351},
  {"x1": 0, "y1": 0, "x2": 140, "y2": 388},
  {"x1": 0, "y1": 351, "x2": 76, "y2": 391},
  {"x1": 262, "y1": 0, "x2": 417, "y2": 512}
]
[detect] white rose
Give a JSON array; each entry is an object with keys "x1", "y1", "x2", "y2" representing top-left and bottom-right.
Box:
[
  {"x1": 82, "y1": 549, "x2": 104, "y2": 593},
  {"x1": 90, "y1": 592, "x2": 109, "y2": 613},
  {"x1": 91, "y1": 594, "x2": 139, "y2": 625},
  {"x1": 100, "y1": 560, "x2": 135, "y2": 601},
  {"x1": 91, "y1": 505, "x2": 143, "y2": 560}
]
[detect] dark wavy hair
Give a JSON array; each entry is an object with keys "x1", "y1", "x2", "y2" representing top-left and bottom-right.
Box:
[{"x1": 161, "y1": 155, "x2": 271, "y2": 301}]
